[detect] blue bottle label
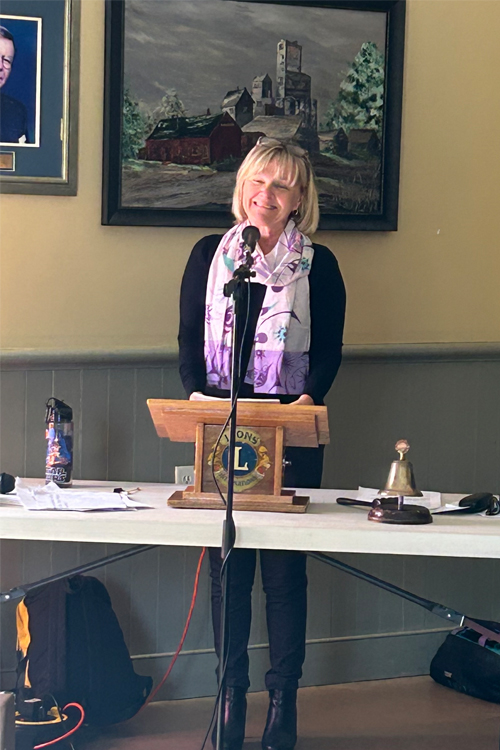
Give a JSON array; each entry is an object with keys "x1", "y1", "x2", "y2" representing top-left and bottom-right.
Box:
[{"x1": 45, "y1": 421, "x2": 73, "y2": 486}]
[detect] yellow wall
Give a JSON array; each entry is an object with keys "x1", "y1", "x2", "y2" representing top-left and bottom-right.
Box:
[{"x1": 1, "y1": 0, "x2": 499, "y2": 353}]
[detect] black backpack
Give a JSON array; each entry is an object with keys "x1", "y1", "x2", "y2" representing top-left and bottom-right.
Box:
[
  {"x1": 16, "y1": 574, "x2": 152, "y2": 726},
  {"x1": 430, "y1": 620, "x2": 500, "y2": 704}
]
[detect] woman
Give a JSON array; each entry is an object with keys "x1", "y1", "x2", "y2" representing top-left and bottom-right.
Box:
[{"x1": 178, "y1": 138, "x2": 346, "y2": 750}]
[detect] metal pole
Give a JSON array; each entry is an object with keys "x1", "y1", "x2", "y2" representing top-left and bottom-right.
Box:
[
  {"x1": 216, "y1": 272, "x2": 249, "y2": 750},
  {"x1": 307, "y1": 551, "x2": 500, "y2": 644},
  {"x1": 0, "y1": 544, "x2": 157, "y2": 603}
]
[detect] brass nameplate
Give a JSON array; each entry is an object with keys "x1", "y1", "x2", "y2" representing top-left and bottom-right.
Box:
[{"x1": 0, "y1": 152, "x2": 15, "y2": 171}]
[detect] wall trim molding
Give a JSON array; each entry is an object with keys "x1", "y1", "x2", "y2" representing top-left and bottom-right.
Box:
[
  {"x1": 343, "y1": 342, "x2": 500, "y2": 362},
  {"x1": 0, "y1": 347, "x2": 179, "y2": 369},
  {"x1": 1, "y1": 342, "x2": 500, "y2": 369},
  {"x1": 129, "y1": 626, "x2": 451, "y2": 662},
  {"x1": 3, "y1": 627, "x2": 447, "y2": 698}
]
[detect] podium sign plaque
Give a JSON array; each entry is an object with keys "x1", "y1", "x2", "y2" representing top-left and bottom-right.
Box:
[
  {"x1": 202, "y1": 425, "x2": 277, "y2": 496},
  {"x1": 147, "y1": 399, "x2": 329, "y2": 513}
]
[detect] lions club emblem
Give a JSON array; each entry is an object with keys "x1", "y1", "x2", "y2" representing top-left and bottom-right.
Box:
[{"x1": 207, "y1": 427, "x2": 271, "y2": 492}]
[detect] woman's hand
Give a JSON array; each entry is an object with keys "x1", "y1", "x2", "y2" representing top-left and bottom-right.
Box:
[
  {"x1": 290, "y1": 394, "x2": 314, "y2": 406},
  {"x1": 189, "y1": 391, "x2": 205, "y2": 401}
]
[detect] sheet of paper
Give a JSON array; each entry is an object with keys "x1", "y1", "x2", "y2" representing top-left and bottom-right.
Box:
[
  {"x1": 189, "y1": 393, "x2": 280, "y2": 403},
  {"x1": 432, "y1": 498, "x2": 500, "y2": 517},
  {"x1": 432, "y1": 504, "x2": 465, "y2": 514},
  {"x1": 0, "y1": 493, "x2": 21, "y2": 506},
  {"x1": 13, "y1": 478, "x2": 153, "y2": 512}
]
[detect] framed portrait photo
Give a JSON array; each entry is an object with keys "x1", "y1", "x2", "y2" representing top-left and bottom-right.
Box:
[
  {"x1": 0, "y1": 14, "x2": 41, "y2": 147},
  {"x1": 102, "y1": 0, "x2": 405, "y2": 230},
  {"x1": 0, "y1": 0, "x2": 80, "y2": 195}
]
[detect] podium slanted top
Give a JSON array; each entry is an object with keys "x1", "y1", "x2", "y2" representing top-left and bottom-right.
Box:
[{"x1": 147, "y1": 399, "x2": 329, "y2": 448}]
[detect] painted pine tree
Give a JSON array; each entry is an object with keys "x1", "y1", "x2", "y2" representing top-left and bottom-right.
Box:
[
  {"x1": 122, "y1": 88, "x2": 147, "y2": 159},
  {"x1": 322, "y1": 42, "x2": 385, "y2": 136}
]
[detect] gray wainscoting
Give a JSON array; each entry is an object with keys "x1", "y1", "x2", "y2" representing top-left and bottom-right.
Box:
[{"x1": 1, "y1": 345, "x2": 499, "y2": 699}]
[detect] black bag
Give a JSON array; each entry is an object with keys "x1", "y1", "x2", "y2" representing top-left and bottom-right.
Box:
[
  {"x1": 16, "y1": 575, "x2": 152, "y2": 725},
  {"x1": 430, "y1": 620, "x2": 500, "y2": 703}
]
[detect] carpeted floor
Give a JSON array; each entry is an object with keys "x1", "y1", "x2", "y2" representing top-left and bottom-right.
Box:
[{"x1": 79, "y1": 676, "x2": 500, "y2": 750}]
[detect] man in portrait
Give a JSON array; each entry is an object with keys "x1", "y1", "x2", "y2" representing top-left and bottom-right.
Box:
[{"x1": 0, "y1": 25, "x2": 29, "y2": 144}]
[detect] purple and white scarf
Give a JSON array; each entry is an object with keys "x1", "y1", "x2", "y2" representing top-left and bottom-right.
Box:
[{"x1": 204, "y1": 220, "x2": 314, "y2": 394}]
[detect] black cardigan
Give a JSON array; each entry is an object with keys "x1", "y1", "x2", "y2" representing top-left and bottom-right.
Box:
[{"x1": 178, "y1": 234, "x2": 346, "y2": 405}]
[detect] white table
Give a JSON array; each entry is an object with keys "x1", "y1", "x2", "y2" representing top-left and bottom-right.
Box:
[{"x1": 1, "y1": 480, "x2": 499, "y2": 559}]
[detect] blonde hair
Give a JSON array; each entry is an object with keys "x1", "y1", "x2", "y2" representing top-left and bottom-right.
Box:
[{"x1": 232, "y1": 138, "x2": 320, "y2": 235}]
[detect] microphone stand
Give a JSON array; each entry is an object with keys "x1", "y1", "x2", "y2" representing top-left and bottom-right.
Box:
[{"x1": 215, "y1": 243, "x2": 256, "y2": 750}]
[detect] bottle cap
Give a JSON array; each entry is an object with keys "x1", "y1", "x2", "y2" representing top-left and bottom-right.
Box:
[{"x1": 45, "y1": 397, "x2": 73, "y2": 423}]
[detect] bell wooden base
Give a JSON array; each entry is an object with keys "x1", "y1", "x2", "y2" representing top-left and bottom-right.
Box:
[
  {"x1": 168, "y1": 487, "x2": 309, "y2": 513},
  {"x1": 368, "y1": 503, "x2": 433, "y2": 525}
]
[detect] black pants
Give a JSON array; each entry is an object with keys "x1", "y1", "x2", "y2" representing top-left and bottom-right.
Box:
[{"x1": 209, "y1": 445, "x2": 324, "y2": 691}]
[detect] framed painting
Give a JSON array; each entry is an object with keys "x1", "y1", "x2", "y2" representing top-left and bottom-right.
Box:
[
  {"x1": 102, "y1": 0, "x2": 405, "y2": 230},
  {"x1": 0, "y1": 0, "x2": 80, "y2": 195}
]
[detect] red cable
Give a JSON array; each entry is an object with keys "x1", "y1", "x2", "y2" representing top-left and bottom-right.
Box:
[
  {"x1": 140, "y1": 546, "x2": 207, "y2": 709},
  {"x1": 33, "y1": 703, "x2": 85, "y2": 749}
]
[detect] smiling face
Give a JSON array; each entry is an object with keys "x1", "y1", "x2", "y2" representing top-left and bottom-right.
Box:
[
  {"x1": 242, "y1": 164, "x2": 302, "y2": 238},
  {"x1": 0, "y1": 37, "x2": 14, "y2": 89}
]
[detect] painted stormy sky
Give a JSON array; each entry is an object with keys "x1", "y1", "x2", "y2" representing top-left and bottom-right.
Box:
[{"x1": 124, "y1": 0, "x2": 387, "y2": 123}]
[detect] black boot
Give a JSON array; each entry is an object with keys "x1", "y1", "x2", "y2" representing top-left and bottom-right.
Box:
[
  {"x1": 261, "y1": 689, "x2": 297, "y2": 750},
  {"x1": 211, "y1": 686, "x2": 247, "y2": 750}
]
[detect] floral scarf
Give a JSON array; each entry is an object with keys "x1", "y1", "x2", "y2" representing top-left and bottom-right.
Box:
[{"x1": 204, "y1": 220, "x2": 314, "y2": 394}]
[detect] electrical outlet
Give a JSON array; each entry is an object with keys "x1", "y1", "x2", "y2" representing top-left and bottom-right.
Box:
[{"x1": 175, "y1": 465, "x2": 195, "y2": 485}]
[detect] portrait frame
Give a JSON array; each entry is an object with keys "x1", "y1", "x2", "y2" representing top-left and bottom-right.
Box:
[
  {"x1": 102, "y1": 0, "x2": 405, "y2": 230},
  {"x1": 0, "y1": 0, "x2": 80, "y2": 196}
]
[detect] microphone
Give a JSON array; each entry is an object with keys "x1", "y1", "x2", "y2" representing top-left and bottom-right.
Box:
[{"x1": 242, "y1": 226, "x2": 260, "y2": 252}]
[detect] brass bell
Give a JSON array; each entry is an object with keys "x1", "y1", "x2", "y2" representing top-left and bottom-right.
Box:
[
  {"x1": 380, "y1": 439, "x2": 423, "y2": 498},
  {"x1": 368, "y1": 440, "x2": 432, "y2": 525}
]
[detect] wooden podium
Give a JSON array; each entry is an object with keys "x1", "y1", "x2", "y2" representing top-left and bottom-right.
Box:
[{"x1": 147, "y1": 399, "x2": 329, "y2": 513}]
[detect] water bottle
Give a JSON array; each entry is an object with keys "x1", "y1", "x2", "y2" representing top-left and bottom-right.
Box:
[{"x1": 45, "y1": 398, "x2": 73, "y2": 487}]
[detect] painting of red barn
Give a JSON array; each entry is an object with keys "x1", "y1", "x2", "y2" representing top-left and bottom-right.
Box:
[
  {"x1": 140, "y1": 112, "x2": 242, "y2": 166},
  {"x1": 102, "y1": 0, "x2": 405, "y2": 230}
]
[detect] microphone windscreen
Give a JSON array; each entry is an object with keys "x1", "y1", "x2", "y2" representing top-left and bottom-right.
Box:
[
  {"x1": 0, "y1": 472, "x2": 15, "y2": 494},
  {"x1": 242, "y1": 226, "x2": 261, "y2": 249}
]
